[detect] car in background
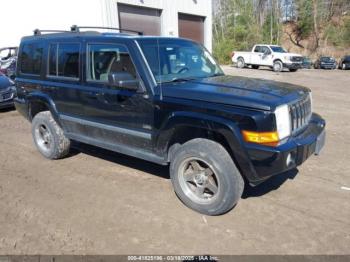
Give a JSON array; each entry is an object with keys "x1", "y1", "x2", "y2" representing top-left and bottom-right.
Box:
[
  {"x1": 338, "y1": 56, "x2": 350, "y2": 70},
  {"x1": 0, "y1": 56, "x2": 17, "y2": 79},
  {"x1": 0, "y1": 47, "x2": 18, "y2": 65},
  {"x1": 0, "y1": 73, "x2": 16, "y2": 109},
  {"x1": 314, "y1": 56, "x2": 337, "y2": 69},
  {"x1": 302, "y1": 57, "x2": 313, "y2": 69},
  {"x1": 231, "y1": 44, "x2": 303, "y2": 72}
]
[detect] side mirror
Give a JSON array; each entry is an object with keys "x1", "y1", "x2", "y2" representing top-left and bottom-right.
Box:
[{"x1": 108, "y1": 72, "x2": 139, "y2": 91}]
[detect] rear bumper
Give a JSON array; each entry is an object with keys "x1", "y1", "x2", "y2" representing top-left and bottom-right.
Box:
[
  {"x1": 244, "y1": 113, "x2": 326, "y2": 186},
  {"x1": 283, "y1": 62, "x2": 302, "y2": 69}
]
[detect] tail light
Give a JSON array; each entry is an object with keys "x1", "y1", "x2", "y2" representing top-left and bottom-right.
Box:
[{"x1": 231, "y1": 51, "x2": 235, "y2": 58}]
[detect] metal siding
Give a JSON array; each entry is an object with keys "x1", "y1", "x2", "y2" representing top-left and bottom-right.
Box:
[{"x1": 102, "y1": 0, "x2": 212, "y2": 51}]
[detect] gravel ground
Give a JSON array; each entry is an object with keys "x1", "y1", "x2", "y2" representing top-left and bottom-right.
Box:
[{"x1": 0, "y1": 67, "x2": 349, "y2": 255}]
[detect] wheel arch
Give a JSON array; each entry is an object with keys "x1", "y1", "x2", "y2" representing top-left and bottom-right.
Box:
[
  {"x1": 27, "y1": 93, "x2": 61, "y2": 125},
  {"x1": 156, "y1": 112, "x2": 259, "y2": 182},
  {"x1": 273, "y1": 58, "x2": 283, "y2": 64}
]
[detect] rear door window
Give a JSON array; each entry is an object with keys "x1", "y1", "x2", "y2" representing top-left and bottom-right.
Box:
[
  {"x1": 20, "y1": 43, "x2": 43, "y2": 75},
  {"x1": 48, "y1": 43, "x2": 80, "y2": 79}
]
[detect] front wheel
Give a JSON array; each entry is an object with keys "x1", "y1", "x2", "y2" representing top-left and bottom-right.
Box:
[
  {"x1": 170, "y1": 138, "x2": 244, "y2": 215},
  {"x1": 273, "y1": 60, "x2": 283, "y2": 72}
]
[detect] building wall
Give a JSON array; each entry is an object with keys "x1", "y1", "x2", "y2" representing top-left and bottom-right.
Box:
[
  {"x1": 0, "y1": 0, "x2": 212, "y2": 51},
  {"x1": 102, "y1": 0, "x2": 212, "y2": 51}
]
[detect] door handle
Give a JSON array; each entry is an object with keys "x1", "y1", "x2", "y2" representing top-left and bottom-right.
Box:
[{"x1": 86, "y1": 91, "x2": 98, "y2": 99}]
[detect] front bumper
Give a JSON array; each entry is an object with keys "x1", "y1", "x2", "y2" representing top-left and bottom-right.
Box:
[
  {"x1": 283, "y1": 62, "x2": 303, "y2": 69},
  {"x1": 320, "y1": 63, "x2": 336, "y2": 69},
  {"x1": 244, "y1": 113, "x2": 325, "y2": 185},
  {"x1": 0, "y1": 99, "x2": 14, "y2": 109},
  {"x1": 0, "y1": 91, "x2": 15, "y2": 109}
]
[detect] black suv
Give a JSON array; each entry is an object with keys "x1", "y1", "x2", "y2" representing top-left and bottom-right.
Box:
[{"x1": 14, "y1": 26, "x2": 326, "y2": 215}]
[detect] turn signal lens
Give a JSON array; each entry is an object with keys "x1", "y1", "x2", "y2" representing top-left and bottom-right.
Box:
[{"x1": 242, "y1": 130, "x2": 279, "y2": 146}]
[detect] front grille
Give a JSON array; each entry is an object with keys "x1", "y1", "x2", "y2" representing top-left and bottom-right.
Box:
[
  {"x1": 291, "y1": 56, "x2": 303, "y2": 62},
  {"x1": 289, "y1": 94, "x2": 312, "y2": 133},
  {"x1": 1, "y1": 92, "x2": 13, "y2": 101}
]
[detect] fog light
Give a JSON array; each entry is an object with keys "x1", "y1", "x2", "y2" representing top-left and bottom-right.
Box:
[{"x1": 286, "y1": 153, "x2": 294, "y2": 167}]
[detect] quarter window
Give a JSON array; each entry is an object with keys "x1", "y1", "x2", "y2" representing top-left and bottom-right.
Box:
[
  {"x1": 20, "y1": 43, "x2": 43, "y2": 75},
  {"x1": 48, "y1": 43, "x2": 80, "y2": 78},
  {"x1": 87, "y1": 44, "x2": 137, "y2": 83}
]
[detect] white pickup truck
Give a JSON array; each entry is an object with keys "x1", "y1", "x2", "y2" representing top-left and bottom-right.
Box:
[{"x1": 231, "y1": 44, "x2": 303, "y2": 72}]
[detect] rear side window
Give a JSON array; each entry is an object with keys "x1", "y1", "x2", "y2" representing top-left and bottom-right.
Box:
[
  {"x1": 20, "y1": 43, "x2": 43, "y2": 75},
  {"x1": 48, "y1": 43, "x2": 80, "y2": 78}
]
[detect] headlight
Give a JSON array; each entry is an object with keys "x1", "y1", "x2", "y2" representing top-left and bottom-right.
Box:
[{"x1": 275, "y1": 104, "x2": 291, "y2": 140}]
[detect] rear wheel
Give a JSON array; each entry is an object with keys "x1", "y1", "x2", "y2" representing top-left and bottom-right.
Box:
[
  {"x1": 32, "y1": 111, "x2": 71, "y2": 159},
  {"x1": 252, "y1": 65, "x2": 259, "y2": 70},
  {"x1": 273, "y1": 60, "x2": 283, "y2": 72},
  {"x1": 237, "y1": 57, "x2": 245, "y2": 69},
  {"x1": 170, "y1": 138, "x2": 244, "y2": 215}
]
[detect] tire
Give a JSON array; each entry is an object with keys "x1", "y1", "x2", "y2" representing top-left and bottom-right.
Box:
[
  {"x1": 252, "y1": 65, "x2": 259, "y2": 70},
  {"x1": 236, "y1": 57, "x2": 245, "y2": 69},
  {"x1": 169, "y1": 138, "x2": 244, "y2": 215},
  {"x1": 273, "y1": 60, "x2": 283, "y2": 72},
  {"x1": 289, "y1": 68, "x2": 298, "y2": 72},
  {"x1": 32, "y1": 111, "x2": 70, "y2": 159}
]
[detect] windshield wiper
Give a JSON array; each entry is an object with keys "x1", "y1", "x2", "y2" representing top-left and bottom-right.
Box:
[
  {"x1": 167, "y1": 77, "x2": 197, "y2": 83},
  {"x1": 208, "y1": 73, "x2": 225, "y2": 77}
]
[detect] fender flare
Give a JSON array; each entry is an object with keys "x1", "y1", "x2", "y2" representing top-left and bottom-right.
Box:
[
  {"x1": 26, "y1": 92, "x2": 61, "y2": 125},
  {"x1": 156, "y1": 111, "x2": 260, "y2": 182}
]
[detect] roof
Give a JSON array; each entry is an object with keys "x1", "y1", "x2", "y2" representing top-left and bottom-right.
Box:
[{"x1": 20, "y1": 31, "x2": 192, "y2": 43}]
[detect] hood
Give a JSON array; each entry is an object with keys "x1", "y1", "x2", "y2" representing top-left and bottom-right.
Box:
[
  {"x1": 0, "y1": 74, "x2": 13, "y2": 90},
  {"x1": 286, "y1": 53, "x2": 302, "y2": 57},
  {"x1": 162, "y1": 75, "x2": 310, "y2": 111}
]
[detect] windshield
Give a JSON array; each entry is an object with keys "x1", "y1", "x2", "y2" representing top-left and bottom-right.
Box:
[
  {"x1": 138, "y1": 39, "x2": 224, "y2": 84},
  {"x1": 321, "y1": 57, "x2": 334, "y2": 62},
  {"x1": 270, "y1": 46, "x2": 286, "y2": 53}
]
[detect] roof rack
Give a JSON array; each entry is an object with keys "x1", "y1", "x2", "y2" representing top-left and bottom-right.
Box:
[
  {"x1": 33, "y1": 29, "x2": 71, "y2": 36},
  {"x1": 70, "y1": 25, "x2": 143, "y2": 35}
]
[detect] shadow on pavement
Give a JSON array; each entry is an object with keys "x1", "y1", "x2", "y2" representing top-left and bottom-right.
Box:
[
  {"x1": 70, "y1": 141, "x2": 298, "y2": 198},
  {"x1": 0, "y1": 106, "x2": 16, "y2": 113},
  {"x1": 242, "y1": 168, "x2": 299, "y2": 199},
  {"x1": 71, "y1": 142, "x2": 170, "y2": 180}
]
